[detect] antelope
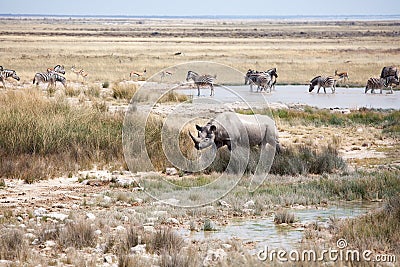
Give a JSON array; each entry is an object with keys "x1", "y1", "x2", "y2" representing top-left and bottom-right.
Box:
[
  {"x1": 130, "y1": 69, "x2": 146, "y2": 80},
  {"x1": 335, "y1": 70, "x2": 349, "y2": 82},
  {"x1": 71, "y1": 66, "x2": 88, "y2": 80}
]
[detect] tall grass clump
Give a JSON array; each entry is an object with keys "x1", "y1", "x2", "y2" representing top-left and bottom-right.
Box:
[
  {"x1": 336, "y1": 195, "x2": 400, "y2": 254},
  {"x1": 274, "y1": 210, "x2": 296, "y2": 224},
  {"x1": 112, "y1": 83, "x2": 137, "y2": 100},
  {"x1": 158, "y1": 91, "x2": 189, "y2": 103},
  {"x1": 58, "y1": 220, "x2": 96, "y2": 249},
  {"x1": 0, "y1": 90, "x2": 124, "y2": 181},
  {"x1": 0, "y1": 228, "x2": 28, "y2": 261}
]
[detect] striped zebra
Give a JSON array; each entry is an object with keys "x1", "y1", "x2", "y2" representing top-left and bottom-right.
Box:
[
  {"x1": 380, "y1": 66, "x2": 399, "y2": 80},
  {"x1": 33, "y1": 71, "x2": 56, "y2": 89},
  {"x1": 365, "y1": 76, "x2": 399, "y2": 94},
  {"x1": 47, "y1": 64, "x2": 65, "y2": 74},
  {"x1": 186, "y1": 71, "x2": 216, "y2": 96},
  {"x1": 71, "y1": 66, "x2": 88, "y2": 80},
  {"x1": 0, "y1": 68, "x2": 20, "y2": 89},
  {"x1": 255, "y1": 73, "x2": 272, "y2": 92},
  {"x1": 309, "y1": 76, "x2": 336, "y2": 93},
  {"x1": 265, "y1": 68, "x2": 278, "y2": 90}
]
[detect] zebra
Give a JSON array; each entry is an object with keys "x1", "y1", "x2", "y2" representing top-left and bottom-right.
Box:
[
  {"x1": 186, "y1": 71, "x2": 216, "y2": 96},
  {"x1": 265, "y1": 68, "x2": 278, "y2": 90},
  {"x1": 380, "y1": 66, "x2": 399, "y2": 80},
  {"x1": 309, "y1": 76, "x2": 336, "y2": 93},
  {"x1": 33, "y1": 71, "x2": 57, "y2": 89},
  {"x1": 0, "y1": 69, "x2": 20, "y2": 89},
  {"x1": 365, "y1": 76, "x2": 399, "y2": 94},
  {"x1": 71, "y1": 66, "x2": 88, "y2": 80},
  {"x1": 47, "y1": 64, "x2": 65, "y2": 74},
  {"x1": 255, "y1": 72, "x2": 272, "y2": 92},
  {"x1": 52, "y1": 72, "x2": 67, "y2": 89}
]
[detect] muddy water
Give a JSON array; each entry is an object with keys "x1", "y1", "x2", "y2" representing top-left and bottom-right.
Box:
[
  {"x1": 179, "y1": 201, "x2": 382, "y2": 251},
  {"x1": 180, "y1": 85, "x2": 400, "y2": 109}
]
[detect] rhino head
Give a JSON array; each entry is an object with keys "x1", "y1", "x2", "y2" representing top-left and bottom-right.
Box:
[{"x1": 189, "y1": 123, "x2": 217, "y2": 150}]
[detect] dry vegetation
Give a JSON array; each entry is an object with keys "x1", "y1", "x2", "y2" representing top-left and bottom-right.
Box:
[
  {"x1": 0, "y1": 17, "x2": 399, "y2": 266},
  {"x1": 0, "y1": 18, "x2": 399, "y2": 86}
]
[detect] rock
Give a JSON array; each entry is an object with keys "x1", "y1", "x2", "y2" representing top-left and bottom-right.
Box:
[
  {"x1": 33, "y1": 207, "x2": 48, "y2": 217},
  {"x1": 130, "y1": 244, "x2": 147, "y2": 255},
  {"x1": 103, "y1": 195, "x2": 112, "y2": 203},
  {"x1": 166, "y1": 167, "x2": 178, "y2": 175},
  {"x1": 221, "y1": 243, "x2": 232, "y2": 250},
  {"x1": 45, "y1": 240, "x2": 56, "y2": 247},
  {"x1": 243, "y1": 200, "x2": 255, "y2": 208},
  {"x1": 17, "y1": 216, "x2": 23, "y2": 222},
  {"x1": 242, "y1": 208, "x2": 255, "y2": 215},
  {"x1": 203, "y1": 248, "x2": 227, "y2": 266},
  {"x1": 166, "y1": 217, "x2": 179, "y2": 224},
  {"x1": 94, "y1": 230, "x2": 102, "y2": 236},
  {"x1": 104, "y1": 254, "x2": 117, "y2": 264},
  {"x1": 115, "y1": 225, "x2": 126, "y2": 232},
  {"x1": 86, "y1": 212, "x2": 96, "y2": 221},
  {"x1": 32, "y1": 238, "x2": 40, "y2": 245},
  {"x1": 218, "y1": 200, "x2": 231, "y2": 208},
  {"x1": 47, "y1": 212, "x2": 68, "y2": 221}
]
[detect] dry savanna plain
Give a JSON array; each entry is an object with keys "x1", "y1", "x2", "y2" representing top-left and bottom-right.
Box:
[{"x1": 0, "y1": 18, "x2": 399, "y2": 266}]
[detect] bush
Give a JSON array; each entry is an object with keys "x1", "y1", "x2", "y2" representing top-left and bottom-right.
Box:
[
  {"x1": 274, "y1": 210, "x2": 296, "y2": 224},
  {"x1": 58, "y1": 220, "x2": 96, "y2": 249}
]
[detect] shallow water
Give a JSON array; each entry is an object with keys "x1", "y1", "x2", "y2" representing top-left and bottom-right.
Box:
[
  {"x1": 179, "y1": 201, "x2": 381, "y2": 252},
  {"x1": 180, "y1": 85, "x2": 400, "y2": 109}
]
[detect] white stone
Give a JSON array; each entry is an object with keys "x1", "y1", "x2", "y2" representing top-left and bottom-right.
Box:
[
  {"x1": 86, "y1": 212, "x2": 96, "y2": 221},
  {"x1": 130, "y1": 244, "x2": 147, "y2": 255},
  {"x1": 94, "y1": 230, "x2": 102, "y2": 236},
  {"x1": 166, "y1": 218, "x2": 179, "y2": 224},
  {"x1": 47, "y1": 212, "x2": 68, "y2": 221},
  {"x1": 45, "y1": 240, "x2": 56, "y2": 247},
  {"x1": 33, "y1": 207, "x2": 48, "y2": 217},
  {"x1": 165, "y1": 167, "x2": 178, "y2": 175},
  {"x1": 243, "y1": 200, "x2": 255, "y2": 208},
  {"x1": 115, "y1": 225, "x2": 126, "y2": 232}
]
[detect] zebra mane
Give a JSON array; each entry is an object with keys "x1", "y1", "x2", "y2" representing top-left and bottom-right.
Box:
[{"x1": 310, "y1": 76, "x2": 321, "y2": 82}]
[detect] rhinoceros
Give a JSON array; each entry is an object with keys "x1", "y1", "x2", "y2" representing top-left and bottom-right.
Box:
[
  {"x1": 189, "y1": 112, "x2": 280, "y2": 191},
  {"x1": 189, "y1": 112, "x2": 280, "y2": 153}
]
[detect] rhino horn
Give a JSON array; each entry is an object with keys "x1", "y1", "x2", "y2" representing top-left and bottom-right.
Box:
[{"x1": 188, "y1": 130, "x2": 200, "y2": 144}]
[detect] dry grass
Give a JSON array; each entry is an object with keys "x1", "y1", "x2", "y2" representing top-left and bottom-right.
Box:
[
  {"x1": 0, "y1": 89, "x2": 124, "y2": 181},
  {"x1": 0, "y1": 18, "x2": 399, "y2": 86}
]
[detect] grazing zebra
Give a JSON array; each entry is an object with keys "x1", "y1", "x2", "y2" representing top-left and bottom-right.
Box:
[
  {"x1": 52, "y1": 73, "x2": 67, "y2": 88},
  {"x1": 309, "y1": 76, "x2": 336, "y2": 93},
  {"x1": 335, "y1": 70, "x2": 349, "y2": 82},
  {"x1": 0, "y1": 69, "x2": 20, "y2": 89},
  {"x1": 255, "y1": 73, "x2": 272, "y2": 92},
  {"x1": 47, "y1": 64, "x2": 65, "y2": 74},
  {"x1": 186, "y1": 70, "x2": 216, "y2": 96},
  {"x1": 71, "y1": 66, "x2": 88, "y2": 80},
  {"x1": 365, "y1": 76, "x2": 399, "y2": 94},
  {"x1": 380, "y1": 66, "x2": 399, "y2": 80},
  {"x1": 130, "y1": 69, "x2": 146, "y2": 80},
  {"x1": 33, "y1": 71, "x2": 56, "y2": 89}
]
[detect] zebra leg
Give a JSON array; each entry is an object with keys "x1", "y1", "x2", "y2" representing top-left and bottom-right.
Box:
[
  {"x1": 317, "y1": 85, "x2": 321, "y2": 93},
  {"x1": 210, "y1": 85, "x2": 214, "y2": 96},
  {"x1": 1, "y1": 78, "x2": 6, "y2": 89},
  {"x1": 197, "y1": 85, "x2": 200, "y2": 96}
]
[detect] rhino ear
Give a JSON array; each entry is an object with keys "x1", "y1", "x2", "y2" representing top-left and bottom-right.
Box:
[
  {"x1": 210, "y1": 125, "x2": 217, "y2": 132},
  {"x1": 195, "y1": 124, "x2": 202, "y2": 131}
]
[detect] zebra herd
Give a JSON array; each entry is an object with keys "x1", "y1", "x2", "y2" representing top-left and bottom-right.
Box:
[{"x1": 244, "y1": 68, "x2": 278, "y2": 92}]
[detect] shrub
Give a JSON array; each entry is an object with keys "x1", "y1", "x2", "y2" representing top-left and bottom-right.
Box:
[
  {"x1": 112, "y1": 83, "x2": 137, "y2": 100},
  {"x1": 274, "y1": 210, "x2": 296, "y2": 224},
  {"x1": 58, "y1": 220, "x2": 96, "y2": 249},
  {"x1": 0, "y1": 228, "x2": 28, "y2": 260},
  {"x1": 147, "y1": 228, "x2": 184, "y2": 255}
]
